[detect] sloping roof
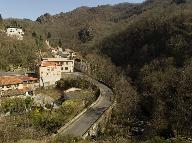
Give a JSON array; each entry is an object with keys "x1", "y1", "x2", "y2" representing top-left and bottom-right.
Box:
[
  {"x1": 41, "y1": 58, "x2": 74, "y2": 62},
  {"x1": 0, "y1": 76, "x2": 38, "y2": 86},
  {"x1": 18, "y1": 76, "x2": 38, "y2": 81},
  {"x1": 0, "y1": 76, "x2": 23, "y2": 86},
  {"x1": 41, "y1": 61, "x2": 56, "y2": 67}
]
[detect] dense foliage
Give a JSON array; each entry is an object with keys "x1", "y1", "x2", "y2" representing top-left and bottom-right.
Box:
[
  {"x1": 89, "y1": 0, "x2": 192, "y2": 141},
  {"x1": 0, "y1": 18, "x2": 50, "y2": 71},
  {"x1": 1, "y1": 0, "x2": 192, "y2": 142}
]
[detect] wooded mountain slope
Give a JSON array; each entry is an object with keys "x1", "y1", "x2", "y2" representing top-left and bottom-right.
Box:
[
  {"x1": 90, "y1": 0, "x2": 192, "y2": 141},
  {"x1": 1, "y1": 0, "x2": 192, "y2": 141}
]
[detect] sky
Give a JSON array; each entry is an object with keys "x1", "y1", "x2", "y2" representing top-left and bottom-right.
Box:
[{"x1": 0, "y1": 0, "x2": 144, "y2": 20}]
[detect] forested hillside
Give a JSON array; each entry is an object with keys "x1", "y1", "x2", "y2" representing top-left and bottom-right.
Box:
[
  {"x1": 0, "y1": 2, "x2": 144, "y2": 71},
  {"x1": 0, "y1": 0, "x2": 173, "y2": 71},
  {"x1": 1, "y1": 0, "x2": 192, "y2": 142},
  {"x1": 35, "y1": 2, "x2": 144, "y2": 52},
  {"x1": 88, "y1": 0, "x2": 192, "y2": 142},
  {"x1": 0, "y1": 18, "x2": 50, "y2": 71}
]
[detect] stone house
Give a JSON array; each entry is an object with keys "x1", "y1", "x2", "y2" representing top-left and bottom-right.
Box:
[
  {"x1": 0, "y1": 76, "x2": 39, "y2": 97},
  {"x1": 39, "y1": 58, "x2": 74, "y2": 87}
]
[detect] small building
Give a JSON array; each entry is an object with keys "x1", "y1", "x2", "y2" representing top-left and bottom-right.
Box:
[
  {"x1": 63, "y1": 49, "x2": 77, "y2": 59},
  {"x1": 50, "y1": 48, "x2": 77, "y2": 59},
  {"x1": 39, "y1": 58, "x2": 74, "y2": 87},
  {"x1": 6, "y1": 26, "x2": 24, "y2": 40},
  {"x1": 0, "y1": 76, "x2": 39, "y2": 97}
]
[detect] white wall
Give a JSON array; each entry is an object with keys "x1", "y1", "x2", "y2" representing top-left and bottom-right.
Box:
[
  {"x1": 39, "y1": 61, "x2": 74, "y2": 87},
  {"x1": 6, "y1": 28, "x2": 24, "y2": 40}
]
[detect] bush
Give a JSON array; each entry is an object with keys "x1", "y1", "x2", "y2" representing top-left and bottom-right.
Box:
[
  {"x1": 30, "y1": 109, "x2": 62, "y2": 133},
  {"x1": 1, "y1": 97, "x2": 33, "y2": 114}
]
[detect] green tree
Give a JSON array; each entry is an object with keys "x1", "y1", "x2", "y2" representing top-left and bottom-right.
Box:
[{"x1": 78, "y1": 26, "x2": 94, "y2": 43}]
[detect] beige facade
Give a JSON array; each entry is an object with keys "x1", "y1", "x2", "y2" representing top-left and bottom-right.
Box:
[{"x1": 39, "y1": 58, "x2": 74, "y2": 87}]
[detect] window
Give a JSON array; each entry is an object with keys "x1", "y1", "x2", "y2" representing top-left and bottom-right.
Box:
[
  {"x1": 66, "y1": 62, "x2": 68, "y2": 65},
  {"x1": 23, "y1": 81, "x2": 28, "y2": 84},
  {"x1": 61, "y1": 67, "x2": 64, "y2": 70},
  {"x1": 65, "y1": 67, "x2": 68, "y2": 70}
]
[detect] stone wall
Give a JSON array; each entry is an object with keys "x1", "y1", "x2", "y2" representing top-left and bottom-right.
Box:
[{"x1": 82, "y1": 103, "x2": 115, "y2": 139}]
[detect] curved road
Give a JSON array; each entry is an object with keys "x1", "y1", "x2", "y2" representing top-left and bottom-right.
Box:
[{"x1": 56, "y1": 72, "x2": 113, "y2": 137}]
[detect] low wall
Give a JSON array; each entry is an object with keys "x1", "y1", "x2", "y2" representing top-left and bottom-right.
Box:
[{"x1": 82, "y1": 103, "x2": 115, "y2": 139}]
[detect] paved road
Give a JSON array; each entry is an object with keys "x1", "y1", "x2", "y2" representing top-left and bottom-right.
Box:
[{"x1": 57, "y1": 73, "x2": 113, "y2": 137}]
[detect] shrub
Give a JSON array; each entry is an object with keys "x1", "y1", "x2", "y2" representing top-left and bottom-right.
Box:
[{"x1": 1, "y1": 97, "x2": 33, "y2": 114}]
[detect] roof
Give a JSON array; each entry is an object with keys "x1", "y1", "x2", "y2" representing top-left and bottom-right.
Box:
[
  {"x1": 0, "y1": 76, "x2": 38, "y2": 86},
  {"x1": 41, "y1": 61, "x2": 56, "y2": 67},
  {"x1": 42, "y1": 58, "x2": 74, "y2": 62},
  {"x1": 0, "y1": 76, "x2": 23, "y2": 86},
  {"x1": 6, "y1": 26, "x2": 22, "y2": 29},
  {"x1": 18, "y1": 76, "x2": 38, "y2": 81}
]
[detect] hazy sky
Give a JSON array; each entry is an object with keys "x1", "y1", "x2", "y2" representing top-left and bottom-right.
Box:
[{"x1": 0, "y1": 0, "x2": 144, "y2": 20}]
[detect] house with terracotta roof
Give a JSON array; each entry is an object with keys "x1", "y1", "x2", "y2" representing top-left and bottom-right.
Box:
[
  {"x1": 39, "y1": 58, "x2": 74, "y2": 87},
  {"x1": 0, "y1": 75, "x2": 39, "y2": 97}
]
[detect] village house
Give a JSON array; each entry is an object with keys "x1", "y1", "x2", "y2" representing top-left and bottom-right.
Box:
[
  {"x1": 39, "y1": 58, "x2": 74, "y2": 87},
  {"x1": 63, "y1": 49, "x2": 77, "y2": 59},
  {"x1": 0, "y1": 75, "x2": 39, "y2": 97},
  {"x1": 6, "y1": 26, "x2": 24, "y2": 40},
  {"x1": 51, "y1": 47, "x2": 77, "y2": 59}
]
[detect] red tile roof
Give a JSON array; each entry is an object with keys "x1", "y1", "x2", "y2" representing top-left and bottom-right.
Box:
[
  {"x1": 18, "y1": 76, "x2": 38, "y2": 81},
  {"x1": 0, "y1": 76, "x2": 23, "y2": 86},
  {"x1": 41, "y1": 61, "x2": 56, "y2": 67},
  {"x1": 0, "y1": 76, "x2": 38, "y2": 86}
]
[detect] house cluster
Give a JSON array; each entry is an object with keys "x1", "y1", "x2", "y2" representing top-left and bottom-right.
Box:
[
  {"x1": 0, "y1": 75, "x2": 38, "y2": 97},
  {"x1": 0, "y1": 40, "x2": 89, "y2": 97},
  {"x1": 6, "y1": 26, "x2": 24, "y2": 40},
  {"x1": 38, "y1": 47, "x2": 91, "y2": 87}
]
